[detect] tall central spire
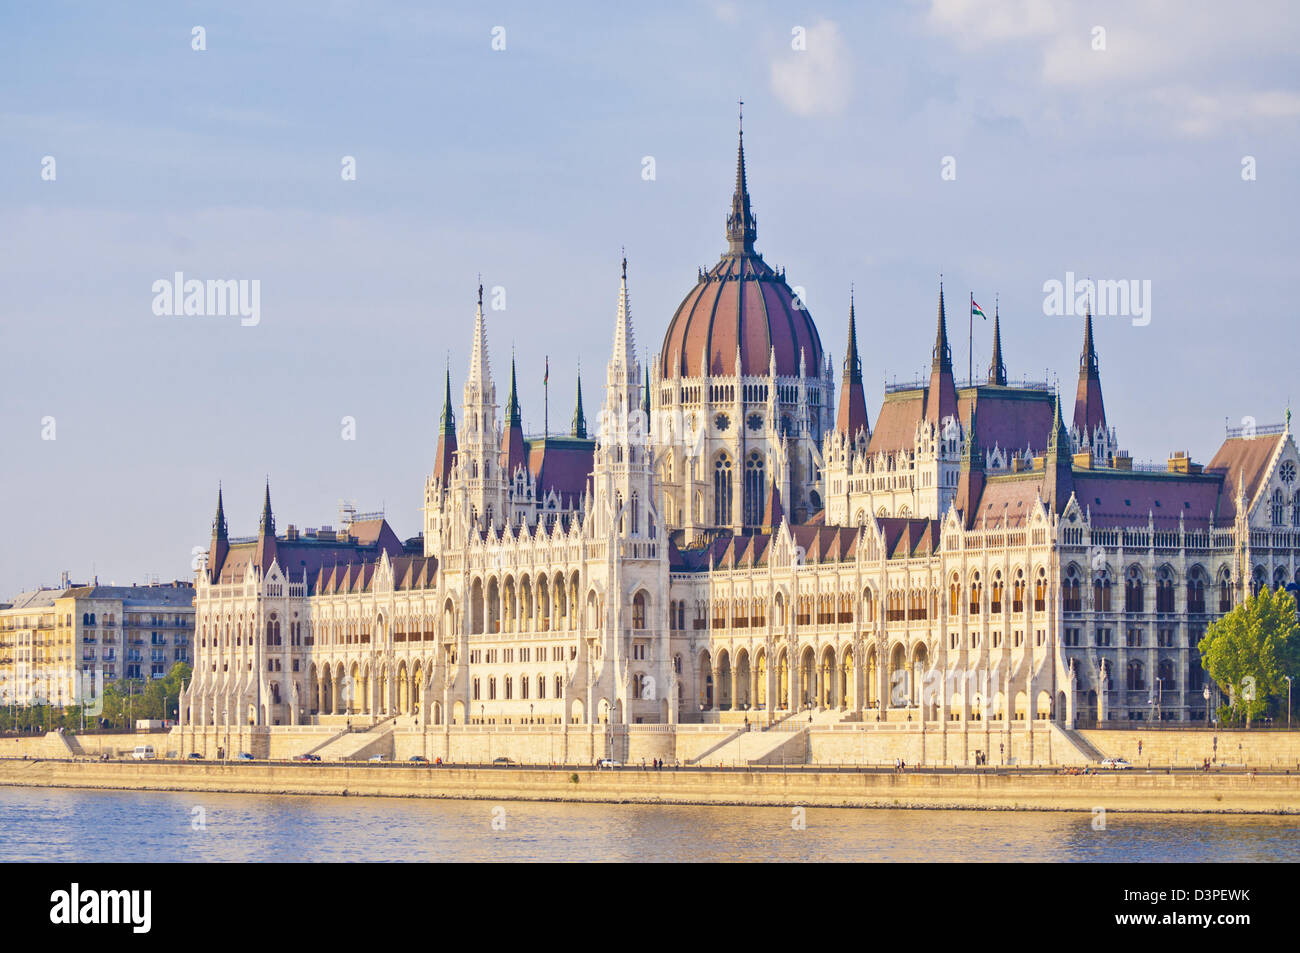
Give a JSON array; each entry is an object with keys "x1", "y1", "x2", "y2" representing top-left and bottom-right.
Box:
[
  {"x1": 725, "y1": 101, "x2": 757, "y2": 255},
  {"x1": 467, "y1": 280, "x2": 492, "y2": 391},
  {"x1": 611, "y1": 253, "x2": 638, "y2": 380}
]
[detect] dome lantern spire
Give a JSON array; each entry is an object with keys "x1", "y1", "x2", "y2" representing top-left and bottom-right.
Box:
[{"x1": 725, "y1": 100, "x2": 757, "y2": 255}]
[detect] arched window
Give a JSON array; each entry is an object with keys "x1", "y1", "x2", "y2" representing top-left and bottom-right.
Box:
[
  {"x1": 632, "y1": 591, "x2": 647, "y2": 630},
  {"x1": 1063, "y1": 566, "x2": 1082, "y2": 612},
  {"x1": 1034, "y1": 568, "x2": 1048, "y2": 612},
  {"x1": 743, "y1": 451, "x2": 766, "y2": 526},
  {"x1": 714, "y1": 455, "x2": 733, "y2": 526},
  {"x1": 1218, "y1": 567, "x2": 1233, "y2": 612},
  {"x1": 1156, "y1": 567, "x2": 1175, "y2": 613},
  {"x1": 1093, "y1": 570, "x2": 1112, "y2": 612},
  {"x1": 1273, "y1": 489, "x2": 1286, "y2": 527},
  {"x1": 1125, "y1": 567, "x2": 1144, "y2": 614},
  {"x1": 1187, "y1": 568, "x2": 1206, "y2": 614},
  {"x1": 1126, "y1": 659, "x2": 1145, "y2": 692},
  {"x1": 1293, "y1": 490, "x2": 1300, "y2": 528},
  {"x1": 629, "y1": 492, "x2": 639, "y2": 536},
  {"x1": 990, "y1": 572, "x2": 1003, "y2": 615}
]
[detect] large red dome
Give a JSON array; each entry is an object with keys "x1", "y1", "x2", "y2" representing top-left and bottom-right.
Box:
[
  {"x1": 659, "y1": 255, "x2": 824, "y2": 379},
  {"x1": 658, "y1": 124, "x2": 824, "y2": 380}
]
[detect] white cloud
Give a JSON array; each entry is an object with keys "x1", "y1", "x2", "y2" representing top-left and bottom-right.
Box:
[
  {"x1": 771, "y1": 19, "x2": 853, "y2": 118},
  {"x1": 921, "y1": 0, "x2": 1300, "y2": 137}
]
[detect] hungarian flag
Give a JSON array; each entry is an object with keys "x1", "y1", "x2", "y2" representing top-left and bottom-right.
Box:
[
  {"x1": 971, "y1": 299, "x2": 987, "y2": 320},
  {"x1": 543, "y1": 356, "x2": 549, "y2": 386}
]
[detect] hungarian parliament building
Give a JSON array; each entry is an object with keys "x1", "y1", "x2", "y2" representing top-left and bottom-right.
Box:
[{"x1": 181, "y1": 122, "x2": 1300, "y2": 755}]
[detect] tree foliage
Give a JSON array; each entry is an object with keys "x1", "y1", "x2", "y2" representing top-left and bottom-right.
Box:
[{"x1": 1199, "y1": 586, "x2": 1300, "y2": 726}]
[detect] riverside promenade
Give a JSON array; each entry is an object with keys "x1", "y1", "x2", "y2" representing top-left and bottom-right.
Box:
[{"x1": 2, "y1": 757, "x2": 1298, "y2": 814}]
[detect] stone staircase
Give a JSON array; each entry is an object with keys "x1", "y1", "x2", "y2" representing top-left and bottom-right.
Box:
[
  {"x1": 691, "y1": 723, "x2": 810, "y2": 767},
  {"x1": 311, "y1": 716, "x2": 398, "y2": 761},
  {"x1": 1047, "y1": 723, "x2": 1105, "y2": 765}
]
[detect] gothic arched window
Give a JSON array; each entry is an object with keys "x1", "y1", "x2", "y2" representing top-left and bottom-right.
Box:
[
  {"x1": 714, "y1": 454, "x2": 733, "y2": 526},
  {"x1": 744, "y1": 451, "x2": 766, "y2": 525}
]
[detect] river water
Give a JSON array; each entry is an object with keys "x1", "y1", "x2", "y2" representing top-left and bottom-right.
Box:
[{"x1": 0, "y1": 786, "x2": 1295, "y2": 862}]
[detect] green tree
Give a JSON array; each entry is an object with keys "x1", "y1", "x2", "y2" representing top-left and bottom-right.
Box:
[
  {"x1": 161, "y1": 663, "x2": 192, "y2": 720},
  {"x1": 1199, "y1": 586, "x2": 1300, "y2": 727}
]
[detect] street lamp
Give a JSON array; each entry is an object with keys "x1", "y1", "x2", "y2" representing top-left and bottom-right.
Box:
[
  {"x1": 1285, "y1": 676, "x2": 1293, "y2": 730},
  {"x1": 1203, "y1": 685, "x2": 1211, "y2": 727}
]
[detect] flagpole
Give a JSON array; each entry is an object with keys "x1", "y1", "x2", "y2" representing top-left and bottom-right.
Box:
[
  {"x1": 969, "y1": 292, "x2": 973, "y2": 384},
  {"x1": 544, "y1": 356, "x2": 549, "y2": 437}
]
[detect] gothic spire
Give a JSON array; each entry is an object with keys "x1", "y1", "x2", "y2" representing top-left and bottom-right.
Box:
[
  {"x1": 433, "y1": 367, "x2": 458, "y2": 481},
  {"x1": 467, "y1": 279, "x2": 492, "y2": 392},
  {"x1": 212, "y1": 485, "x2": 227, "y2": 541},
  {"x1": 1072, "y1": 301, "x2": 1107, "y2": 441},
  {"x1": 725, "y1": 102, "x2": 757, "y2": 255},
  {"x1": 439, "y1": 366, "x2": 456, "y2": 437},
  {"x1": 835, "y1": 288, "x2": 869, "y2": 438},
  {"x1": 932, "y1": 282, "x2": 952, "y2": 372},
  {"x1": 925, "y1": 281, "x2": 958, "y2": 426},
  {"x1": 610, "y1": 253, "x2": 638, "y2": 384},
  {"x1": 501, "y1": 354, "x2": 527, "y2": 475},
  {"x1": 571, "y1": 370, "x2": 587, "y2": 438},
  {"x1": 505, "y1": 355, "x2": 521, "y2": 428},
  {"x1": 642, "y1": 366, "x2": 651, "y2": 419},
  {"x1": 987, "y1": 301, "x2": 1007, "y2": 386},
  {"x1": 259, "y1": 481, "x2": 274, "y2": 537},
  {"x1": 1045, "y1": 388, "x2": 1074, "y2": 514}
]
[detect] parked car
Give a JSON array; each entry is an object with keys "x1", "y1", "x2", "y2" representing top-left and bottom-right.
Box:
[
  {"x1": 186, "y1": 752, "x2": 204, "y2": 760},
  {"x1": 236, "y1": 752, "x2": 255, "y2": 761},
  {"x1": 596, "y1": 758, "x2": 621, "y2": 769},
  {"x1": 368, "y1": 754, "x2": 386, "y2": 762},
  {"x1": 408, "y1": 756, "x2": 428, "y2": 763},
  {"x1": 293, "y1": 754, "x2": 321, "y2": 762},
  {"x1": 1100, "y1": 758, "x2": 1133, "y2": 770},
  {"x1": 491, "y1": 756, "x2": 517, "y2": 766}
]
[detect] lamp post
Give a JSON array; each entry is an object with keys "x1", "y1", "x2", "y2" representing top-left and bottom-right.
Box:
[
  {"x1": 1285, "y1": 676, "x2": 1293, "y2": 730},
  {"x1": 1203, "y1": 685, "x2": 1211, "y2": 728}
]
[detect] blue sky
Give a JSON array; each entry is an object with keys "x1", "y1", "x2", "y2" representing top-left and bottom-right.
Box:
[{"x1": 1, "y1": 0, "x2": 1297, "y2": 592}]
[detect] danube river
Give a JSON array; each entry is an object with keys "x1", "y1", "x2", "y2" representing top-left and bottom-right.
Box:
[{"x1": 0, "y1": 786, "x2": 1295, "y2": 862}]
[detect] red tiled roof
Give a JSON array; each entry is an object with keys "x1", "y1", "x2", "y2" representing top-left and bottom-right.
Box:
[
  {"x1": 526, "y1": 437, "x2": 594, "y2": 507},
  {"x1": 1203, "y1": 432, "x2": 1285, "y2": 521}
]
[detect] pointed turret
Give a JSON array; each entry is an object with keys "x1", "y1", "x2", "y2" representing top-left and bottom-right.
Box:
[
  {"x1": 924, "y1": 282, "x2": 959, "y2": 427},
  {"x1": 724, "y1": 104, "x2": 757, "y2": 256},
  {"x1": 208, "y1": 485, "x2": 229, "y2": 582},
  {"x1": 987, "y1": 303, "x2": 1007, "y2": 386},
  {"x1": 255, "y1": 480, "x2": 278, "y2": 573},
  {"x1": 571, "y1": 370, "x2": 587, "y2": 438},
  {"x1": 502, "y1": 356, "x2": 527, "y2": 475},
  {"x1": 213, "y1": 486, "x2": 228, "y2": 541},
  {"x1": 642, "y1": 366, "x2": 651, "y2": 419},
  {"x1": 1073, "y1": 304, "x2": 1107, "y2": 440},
  {"x1": 259, "y1": 481, "x2": 275, "y2": 537},
  {"x1": 1044, "y1": 390, "x2": 1074, "y2": 515},
  {"x1": 835, "y1": 289, "x2": 870, "y2": 438},
  {"x1": 761, "y1": 479, "x2": 785, "y2": 533},
  {"x1": 433, "y1": 367, "x2": 457, "y2": 481}
]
